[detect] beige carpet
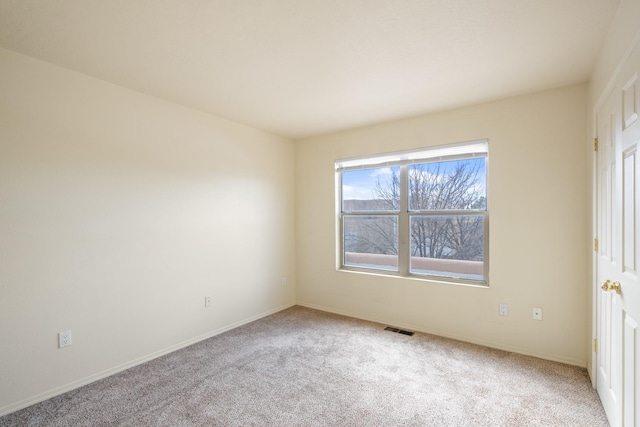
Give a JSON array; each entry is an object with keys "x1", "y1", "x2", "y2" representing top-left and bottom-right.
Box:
[{"x1": 1, "y1": 306, "x2": 608, "y2": 426}]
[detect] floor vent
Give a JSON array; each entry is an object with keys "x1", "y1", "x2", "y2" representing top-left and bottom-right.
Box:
[{"x1": 384, "y1": 326, "x2": 415, "y2": 336}]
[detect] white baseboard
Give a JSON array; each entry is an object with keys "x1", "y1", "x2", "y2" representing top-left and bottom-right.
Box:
[
  {"x1": 0, "y1": 301, "x2": 296, "y2": 418},
  {"x1": 297, "y1": 301, "x2": 586, "y2": 368}
]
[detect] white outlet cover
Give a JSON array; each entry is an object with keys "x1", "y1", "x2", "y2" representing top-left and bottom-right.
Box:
[
  {"x1": 533, "y1": 307, "x2": 543, "y2": 320},
  {"x1": 59, "y1": 330, "x2": 72, "y2": 348},
  {"x1": 499, "y1": 303, "x2": 508, "y2": 316}
]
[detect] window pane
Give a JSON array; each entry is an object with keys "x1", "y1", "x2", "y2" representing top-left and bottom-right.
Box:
[
  {"x1": 342, "y1": 166, "x2": 400, "y2": 211},
  {"x1": 343, "y1": 215, "x2": 398, "y2": 271},
  {"x1": 408, "y1": 158, "x2": 486, "y2": 211},
  {"x1": 410, "y1": 215, "x2": 484, "y2": 280}
]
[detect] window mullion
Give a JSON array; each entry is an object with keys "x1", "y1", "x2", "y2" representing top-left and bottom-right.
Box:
[{"x1": 398, "y1": 165, "x2": 410, "y2": 275}]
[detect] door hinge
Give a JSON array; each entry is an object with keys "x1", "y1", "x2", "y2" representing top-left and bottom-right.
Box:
[
  {"x1": 594, "y1": 138, "x2": 598, "y2": 152},
  {"x1": 594, "y1": 238, "x2": 598, "y2": 252},
  {"x1": 593, "y1": 338, "x2": 598, "y2": 353}
]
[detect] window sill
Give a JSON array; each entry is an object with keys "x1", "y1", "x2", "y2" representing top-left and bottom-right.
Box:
[{"x1": 337, "y1": 266, "x2": 490, "y2": 288}]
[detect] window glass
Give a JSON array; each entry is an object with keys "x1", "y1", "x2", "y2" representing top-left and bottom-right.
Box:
[
  {"x1": 408, "y1": 158, "x2": 486, "y2": 211},
  {"x1": 343, "y1": 215, "x2": 398, "y2": 271},
  {"x1": 409, "y1": 215, "x2": 484, "y2": 281},
  {"x1": 337, "y1": 141, "x2": 488, "y2": 284},
  {"x1": 342, "y1": 166, "x2": 400, "y2": 211}
]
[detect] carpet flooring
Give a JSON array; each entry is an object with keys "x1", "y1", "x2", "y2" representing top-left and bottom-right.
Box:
[{"x1": 0, "y1": 306, "x2": 608, "y2": 426}]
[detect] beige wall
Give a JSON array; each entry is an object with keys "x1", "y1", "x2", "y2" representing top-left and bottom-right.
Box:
[
  {"x1": 589, "y1": 0, "x2": 640, "y2": 108},
  {"x1": 0, "y1": 48, "x2": 296, "y2": 415},
  {"x1": 296, "y1": 84, "x2": 589, "y2": 366}
]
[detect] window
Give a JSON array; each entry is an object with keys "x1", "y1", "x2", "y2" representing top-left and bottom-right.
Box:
[{"x1": 337, "y1": 140, "x2": 488, "y2": 285}]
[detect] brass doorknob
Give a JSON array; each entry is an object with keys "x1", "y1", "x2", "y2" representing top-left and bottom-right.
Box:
[{"x1": 601, "y1": 279, "x2": 622, "y2": 294}]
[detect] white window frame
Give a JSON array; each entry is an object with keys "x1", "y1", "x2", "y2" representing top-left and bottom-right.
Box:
[{"x1": 336, "y1": 140, "x2": 489, "y2": 286}]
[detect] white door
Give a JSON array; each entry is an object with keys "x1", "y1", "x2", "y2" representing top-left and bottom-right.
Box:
[{"x1": 596, "y1": 40, "x2": 640, "y2": 427}]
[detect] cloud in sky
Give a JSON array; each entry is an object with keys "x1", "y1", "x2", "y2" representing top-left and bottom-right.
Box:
[
  {"x1": 370, "y1": 167, "x2": 393, "y2": 177},
  {"x1": 342, "y1": 166, "x2": 398, "y2": 200},
  {"x1": 342, "y1": 184, "x2": 375, "y2": 200}
]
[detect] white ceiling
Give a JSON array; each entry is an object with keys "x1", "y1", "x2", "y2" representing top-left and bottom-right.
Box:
[{"x1": 0, "y1": 0, "x2": 620, "y2": 140}]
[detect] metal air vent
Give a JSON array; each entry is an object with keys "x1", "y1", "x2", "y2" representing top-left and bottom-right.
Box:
[{"x1": 384, "y1": 326, "x2": 414, "y2": 336}]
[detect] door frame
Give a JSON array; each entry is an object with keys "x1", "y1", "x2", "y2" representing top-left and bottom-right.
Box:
[{"x1": 591, "y1": 83, "x2": 614, "y2": 389}]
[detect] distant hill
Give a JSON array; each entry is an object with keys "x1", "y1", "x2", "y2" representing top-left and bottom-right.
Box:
[{"x1": 343, "y1": 199, "x2": 396, "y2": 211}]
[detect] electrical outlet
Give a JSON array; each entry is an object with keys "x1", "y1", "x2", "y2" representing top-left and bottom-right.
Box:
[
  {"x1": 499, "y1": 303, "x2": 508, "y2": 316},
  {"x1": 59, "y1": 330, "x2": 72, "y2": 349},
  {"x1": 205, "y1": 296, "x2": 212, "y2": 308},
  {"x1": 281, "y1": 276, "x2": 287, "y2": 286},
  {"x1": 533, "y1": 307, "x2": 543, "y2": 321}
]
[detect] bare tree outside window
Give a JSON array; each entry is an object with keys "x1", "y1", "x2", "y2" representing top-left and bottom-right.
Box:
[{"x1": 405, "y1": 160, "x2": 485, "y2": 263}]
